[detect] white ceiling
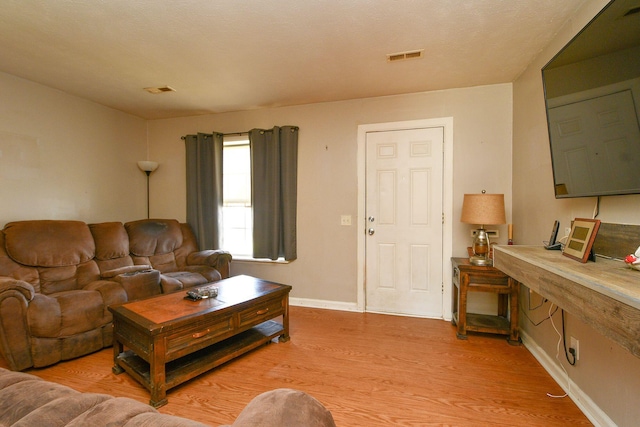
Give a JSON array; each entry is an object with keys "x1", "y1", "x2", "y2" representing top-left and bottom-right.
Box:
[{"x1": 0, "y1": 0, "x2": 588, "y2": 120}]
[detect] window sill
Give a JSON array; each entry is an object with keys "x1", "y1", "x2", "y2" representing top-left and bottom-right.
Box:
[{"x1": 231, "y1": 256, "x2": 291, "y2": 265}]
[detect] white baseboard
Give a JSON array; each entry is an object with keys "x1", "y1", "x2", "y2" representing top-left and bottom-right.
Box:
[
  {"x1": 520, "y1": 329, "x2": 616, "y2": 427},
  {"x1": 290, "y1": 297, "x2": 362, "y2": 312}
]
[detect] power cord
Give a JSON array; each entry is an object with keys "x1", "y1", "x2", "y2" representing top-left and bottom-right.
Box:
[
  {"x1": 561, "y1": 310, "x2": 576, "y2": 366},
  {"x1": 546, "y1": 303, "x2": 569, "y2": 399},
  {"x1": 521, "y1": 288, "x2": 556, "y2": 325},
  {"x1": 522, "y1": 290, "x2": 576, "y2": 397}
]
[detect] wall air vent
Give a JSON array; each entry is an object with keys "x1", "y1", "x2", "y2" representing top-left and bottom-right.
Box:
[
  {"x1": 387, "y1": 49, "x2": 424, "y2": 62},
  {"x1": 143, "y1": 86, "x2": 176, "y2": 94}
]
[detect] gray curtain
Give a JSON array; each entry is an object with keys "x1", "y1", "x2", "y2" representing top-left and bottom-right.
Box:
[
  {"x1": 185, "y1": 132, "x2": 223, "y2": 250},
  {"x1": 249, "y1": 126, "x2": 298, "y2": 261}
]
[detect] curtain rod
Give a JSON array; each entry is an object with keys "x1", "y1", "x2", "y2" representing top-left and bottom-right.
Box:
[
  {"x1": 181, "y1": 127, "x2": 298, "y2": 140},
  {"x1": 181, "y1": 131, "x2": 248, "y2": 140}
]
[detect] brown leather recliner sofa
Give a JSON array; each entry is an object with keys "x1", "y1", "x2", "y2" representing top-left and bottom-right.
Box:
[{"x1": 0, "y1": 219, "x2": 231, "y2": 371}]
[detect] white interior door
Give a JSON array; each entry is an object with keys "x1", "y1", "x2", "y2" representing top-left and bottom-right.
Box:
[{"x1": 365, "y1": 127, "x2": 444, "y2": 317}]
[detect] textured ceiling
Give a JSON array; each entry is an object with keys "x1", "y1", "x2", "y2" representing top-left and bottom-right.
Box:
[{"x1": 0, "y1": 0, "x2": 589, "y2": 119}]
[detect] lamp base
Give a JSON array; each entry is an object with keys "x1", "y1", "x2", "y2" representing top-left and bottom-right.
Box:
[{"x1": 469, "y1": 255, "x2": 492, "y2": 266}]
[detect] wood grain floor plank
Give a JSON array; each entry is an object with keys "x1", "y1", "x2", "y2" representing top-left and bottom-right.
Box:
[{"x1": 1, "y1": 307, "x2": 591, "y2": 426}]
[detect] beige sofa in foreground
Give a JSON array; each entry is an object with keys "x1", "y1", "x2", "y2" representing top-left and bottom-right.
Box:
[{"x1": 0, "y1": 368, "x2": 337, "y2": 426}]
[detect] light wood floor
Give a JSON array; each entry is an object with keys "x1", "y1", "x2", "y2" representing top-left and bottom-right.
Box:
[{"x1": 1, "y1": 307, "x2": 591, "y2": 426}]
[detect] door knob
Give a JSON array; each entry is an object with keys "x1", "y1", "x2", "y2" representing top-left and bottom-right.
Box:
[
  {"x1": 368, "y1": 216, "x2": 375, "y2": 222},
  {"x1": 368, "y1": 228, "x2": 375, "y2": 235}
]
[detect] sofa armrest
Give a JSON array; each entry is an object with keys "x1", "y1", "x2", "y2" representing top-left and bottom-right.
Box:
[
  {"x1": 0, "y1": 277, "x2": 35, "y2": 302},
  {"x1": 100, "y1": 264, "x2": 153, "y2": 279},
  {"x1": 230, "y1": 388, "x2": 337, "y2": 427},
  {"x1": 0, "y1": 277, "x2": 36, "y2": 371},
  {"x1": 113, "y1": 269, "x2": 161, "y2": 301},
  {"x1": 186, "y1": 250, "x2": 232, "y2": 279}
]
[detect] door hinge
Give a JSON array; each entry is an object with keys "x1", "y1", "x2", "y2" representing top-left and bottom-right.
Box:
[{"x1": 442, "y1": 212, "x2": 445, "y2": 224}]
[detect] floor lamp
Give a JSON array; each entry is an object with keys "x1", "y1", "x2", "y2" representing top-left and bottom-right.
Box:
[{"x1": 137, "y1": 160, "x2": 159, "y2": 219}]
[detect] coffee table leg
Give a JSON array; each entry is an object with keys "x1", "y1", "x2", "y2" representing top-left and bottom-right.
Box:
[
  {"x1": 150, "y1": 384, "x2": 167, "y2": 408},
  {"x1": 112, "y1": 336, "x2": 124, "y2": 375},
  {"x1": 149, "y1": 339, "x2": 168, "y2": 408},
  {"x1": 279, "y1": 296, "x2": 290, "y2": 342}
]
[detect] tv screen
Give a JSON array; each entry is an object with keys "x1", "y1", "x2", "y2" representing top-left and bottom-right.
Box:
[{"x1": 542, "y1": 0, "x2": 640, "y2": 198}]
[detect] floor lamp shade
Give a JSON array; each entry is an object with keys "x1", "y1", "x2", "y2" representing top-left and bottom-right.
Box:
[
  {"x1": 461, "y1": 193, "x2": 506, "y2": 265},
  {"x1": 137, "y1": 161, "x2": 159, "y2": 173},
  {"x1": 138, "y1": 161, "x2": 159, "y2": 218}
]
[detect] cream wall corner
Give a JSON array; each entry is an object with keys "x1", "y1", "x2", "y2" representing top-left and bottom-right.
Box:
[{"x1": 0, "y1": 71, "x2": 149, "y2": 225}]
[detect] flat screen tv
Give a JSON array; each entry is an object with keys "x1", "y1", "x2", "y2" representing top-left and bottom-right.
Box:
[{"x1": 542, "y1": 0, "x2": 640, "y2": 198}]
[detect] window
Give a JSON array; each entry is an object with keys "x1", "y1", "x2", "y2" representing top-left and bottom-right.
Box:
[
  {"x1": 185, "y1": 127, "x2": 297, "y2": 261},
  {"x1": 222, "y1": 136, "x2": 252, "y2": 256}
]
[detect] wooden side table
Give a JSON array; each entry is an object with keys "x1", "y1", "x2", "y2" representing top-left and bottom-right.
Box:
[{"x1": 451, "y1": 257, "x2": 519, "y2": 344}]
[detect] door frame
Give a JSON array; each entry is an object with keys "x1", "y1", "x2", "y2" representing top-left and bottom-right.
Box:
[{"x1": 357, "y1": 118, "x2": 454, "y2": 320}]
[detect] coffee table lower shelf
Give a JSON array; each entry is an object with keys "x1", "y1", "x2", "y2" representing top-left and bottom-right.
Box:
[{"x1": 115, "y1": 320, "x2": 284, "y2": 405}]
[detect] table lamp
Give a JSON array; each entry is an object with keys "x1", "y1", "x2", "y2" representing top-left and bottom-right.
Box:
[{"x1": 460, "y1": 191, "x2": 506, "y2": 266}]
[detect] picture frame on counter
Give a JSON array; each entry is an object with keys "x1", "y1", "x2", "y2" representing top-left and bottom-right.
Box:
[{"x1": 563, "y1": 218, "x2": 601, "y2": 263}]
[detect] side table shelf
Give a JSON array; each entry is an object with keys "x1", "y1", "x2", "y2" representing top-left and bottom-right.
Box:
[{"x1": 451, "y1": 257, "x2": 519, "y2": 344}]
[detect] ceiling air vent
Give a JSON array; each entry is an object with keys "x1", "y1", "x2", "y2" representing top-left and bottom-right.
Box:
[
  {"x1": 143, "y1": 86, "x2": 176, "y2": 94},
  {"x1": 387, "y1": 49, "x2": 424, "y2": 62}
]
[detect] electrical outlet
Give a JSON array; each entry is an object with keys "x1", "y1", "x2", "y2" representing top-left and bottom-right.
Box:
[
  {"x1": 570, "y1": 336, "x2": 579, "y2": 361},
  {"x1": 340, "y1": 215, "x2": 352, "y2": 226},
  {"x1": 565, "y1": 227, "x2": 572, "y2": 237}
]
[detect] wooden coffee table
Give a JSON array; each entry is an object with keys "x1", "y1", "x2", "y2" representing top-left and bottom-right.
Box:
[{"x1": 109, "y1": 275, "x2": 291, "y2": 407}]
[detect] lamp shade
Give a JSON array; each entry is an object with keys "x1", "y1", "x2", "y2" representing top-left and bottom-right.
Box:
[
  {"x1": 460, "y1": 193, "x2": 506, "y2": 225},
  {"x1": 137, "y1": 160, "x2": 159, "y2": 173}
]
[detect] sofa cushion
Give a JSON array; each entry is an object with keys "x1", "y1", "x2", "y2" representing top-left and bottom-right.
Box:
[
  {"x1": 3, "y1": 220, "x2": 95, "y2": 267},
  {"x1": 0, "y1": 379, "x2": 78, "y2": 425},
  {"x1": 160, "y1": 271, "x2": 209, "y2": 293},
  {"x1": 126, "y1": 219, "x2": 183, "y2": 257},
  {"x1": 37, "y1": 260, "x2": 100, "y2": 294},
  {"x1": 31, "y1": 329, "x2": 105, "y2": 368},
  {"x1": 89, "y1": 222, "x2": 130, "y2": 260},
  {"x1": 183, "y1": 265, "x2": 222, "y2": 283},
  {"x1": 65, "y1": 397, "x2": 158, "y2": 427},
  {"x1": 28, "y1": 290, "x2": 105, "y2": 337},
  {"x1": 148, "y1": 252, "x2": 179, "y2": 272},
  {"x1": 12, "y1": 392, "x2": 112, "y2": 427},
  {"x1": 0, "y1": 370, "x2": 40, "y2": 389}
]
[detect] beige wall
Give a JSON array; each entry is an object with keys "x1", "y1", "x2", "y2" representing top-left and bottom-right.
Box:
[
  {"x1": 513, "y1": 0, "x2": 640, "y2": 425},
  {"x1": 0, "y1": 72, "x2": 148, "y2": 225},
  {"x1": 148, "y1": 84, "x2": 513, "y2": 305}
]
